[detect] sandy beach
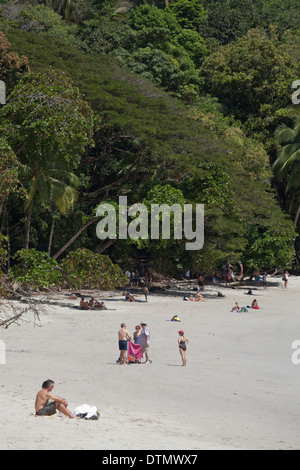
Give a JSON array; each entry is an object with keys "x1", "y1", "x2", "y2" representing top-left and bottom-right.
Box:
[{"x1": 0, "y1": 276, "x2": 299, "y2": 450}]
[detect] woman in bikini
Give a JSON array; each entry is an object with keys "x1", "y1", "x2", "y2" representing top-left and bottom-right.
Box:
[{"x1": 178, "y1": 330, "x2": 189, "y2": 367}]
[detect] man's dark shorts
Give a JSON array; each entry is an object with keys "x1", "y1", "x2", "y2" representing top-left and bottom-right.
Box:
[
  {"x1": 36, "y1": 401, "x2": 57, "y2": 416},
  {"x1": 119, "y1": 340, "x2": 128, "y2": 351}
]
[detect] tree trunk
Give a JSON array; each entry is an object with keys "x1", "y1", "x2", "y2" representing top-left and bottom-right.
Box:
[
  {"x1": 48, "y1": 219, "x2": 55, "y2": 257},
  {"x1": 289, "y1": 193, "x2": 295, "y2": 213},
  {"x1": 294, "y1": 203, "x2": 300, "y2": 226},
  {"x1": 24, "y1": 202, "x2": 33, "y2": 249},
  {"x1": 53, "y1": 217, "x2": 97, "y2": 260},
  {"x1": 7, "y1": 212, "x2": 10, "y2": 271},
  {"x1": 95, "y1": 239, "x2": 116, "y2": 254}
]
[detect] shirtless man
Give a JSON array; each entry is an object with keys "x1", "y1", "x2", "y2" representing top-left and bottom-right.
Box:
[
  {"x1": 80, "y1": 297, "x2": 92, "y2": 310},
  {"x1": 118, "y1": 323, "x2": 131, "y2": 365},
  {"x1": 231, "y1": 302, "x2": 241, "y2": 312},
  {"x1": 35, "y1": 380, "x2": 75, "y2": 418}
]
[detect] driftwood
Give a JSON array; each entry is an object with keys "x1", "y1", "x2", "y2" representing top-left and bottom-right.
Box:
[{"x1": 0, "y1": 277, "x2": 45, "y2": 329}]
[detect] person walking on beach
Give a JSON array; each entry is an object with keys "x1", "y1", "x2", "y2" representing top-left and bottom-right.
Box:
[
  {"x1": 118, "y1": 323, "x2": 131, "y2": 365},
  {"x1": 35, "y1": 380, "x2": 76, "y2": 418},
  {"x1": 283, "y1": 269, "x2": 289, "y2": 289},
  {"x1": 178, "y1": 330, "x2": 189, "y2": 367},
  {"x1": 262, "y1": 272, "x2": 268, "y2": 290},
  {"x1": 140, "y1": 322, "x2": 151, "y2": 364}
]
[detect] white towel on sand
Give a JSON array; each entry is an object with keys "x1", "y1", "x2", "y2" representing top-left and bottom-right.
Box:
[{"x1": 72, "y1": 404, "x2": 99, "y2": 419}]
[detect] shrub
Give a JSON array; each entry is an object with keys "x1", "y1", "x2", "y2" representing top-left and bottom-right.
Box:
[
  {"x1": 60, "y1": 248, "x2": 127, "y2": 290},
  {"x1": 10, "y1": 249, "x2": 63, "y2": 289}
]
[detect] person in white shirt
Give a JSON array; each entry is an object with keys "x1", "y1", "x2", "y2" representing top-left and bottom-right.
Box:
[{"x1": 140, "y1": 322, "x2": 151, "y2": 364}]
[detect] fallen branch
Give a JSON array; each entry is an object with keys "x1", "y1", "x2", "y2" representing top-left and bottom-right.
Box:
[{"x1": 0, "y1": 277, "x2": 45, "y2": 329}]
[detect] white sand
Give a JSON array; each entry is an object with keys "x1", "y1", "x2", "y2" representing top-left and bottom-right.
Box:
[{"x1": 0, "y1": 276, "x2": 299, "y2": 450}]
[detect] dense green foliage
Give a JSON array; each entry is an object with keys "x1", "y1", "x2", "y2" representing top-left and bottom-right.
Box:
[
  {"x1": 10, "y1": 248, "x2": 63, "y2": 288},
  {"x1": 0, "y1": 0, "x2": 299, "y2": 288},
  {"x1": 60, "y1": 248, "x2": 128, "y2": 289}
]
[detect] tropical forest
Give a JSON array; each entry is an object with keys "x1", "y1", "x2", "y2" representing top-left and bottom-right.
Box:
[{"x1": 0, "y1": 0, "x2": 300, "y2": 291}]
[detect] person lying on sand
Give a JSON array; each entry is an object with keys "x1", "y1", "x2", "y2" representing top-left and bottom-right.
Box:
[
  {"x1": 194, "y1": 292, "x2": 205, "y2": 302},
  {"x1": 35, "y1": 380, "x2": 76, "y2": 419},
  {"x1": 231, "y1": 302, "x2": 241, "y2": 312},
  {"x1": 189, "y1": 293, "x2": 205, "y2": 302},
  {"x1": 94, "y1": 300, "x2": 107, "y2": 310}
]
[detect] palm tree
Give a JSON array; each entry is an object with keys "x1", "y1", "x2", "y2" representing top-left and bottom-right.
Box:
[
  {"x1": 38, "y1": 0, "x2": 74, "y2": 21},
  {"x1": 20, "y1": 158, "x2": 79, "y2": 250},
  {"x1": 273, "y1": 107, "x2": 300, "y2": 226},
  {"x1": 55, "y1": 0, "x2": 73, "y2": 21}
]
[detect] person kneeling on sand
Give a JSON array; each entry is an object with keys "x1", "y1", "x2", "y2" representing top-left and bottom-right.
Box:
[{"x1": 35, "y1": 380, "x2": 76, "y2": 418}]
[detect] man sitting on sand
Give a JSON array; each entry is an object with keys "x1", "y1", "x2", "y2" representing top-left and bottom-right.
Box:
[
  {"x1": 35, "y1": 380, "x2": 76, "y2": 418},
  {"x1": 231, "y1": 302, "x2": 241, "y2": 312},
  {"x1": 80, "y1": 297, "x2": 92, "y2": 310}
]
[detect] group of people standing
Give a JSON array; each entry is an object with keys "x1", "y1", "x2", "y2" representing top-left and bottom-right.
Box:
[
  {"x1": 118, "y1": 323, "x2": 189, "y2": 367},
  {"x1": 118, "y1": 322, "x2": 151, "y2": 365},
  {"x1": 125, "y1": 269, "x2": 141, "y2": 287}
]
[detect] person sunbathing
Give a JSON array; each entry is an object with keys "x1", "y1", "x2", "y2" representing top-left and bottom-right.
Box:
[
  {"x1": 35, "y1": 380, "x2": 76, "y2": 419},
  {"x1": 125, "y1": 292, "x2": 136, "y2": 302},
  {"x1": 94, "y1": 300, "x2": 107, "y2": 310},
  {"x1": 194, "y1": 292, "x2": 205, "y2": 302},
  {"x1": 251, "y1": 299, "x2": 260, "y2": 309},
  {"x1": 189, "y1": 293, "x2": 205, "y2": 302},
  {"x1": 80, "y1": 297, "x2": 92, "y2": 310},
  {"x1": 231, "y1": 302, "x2": 241, "y2": 312}
]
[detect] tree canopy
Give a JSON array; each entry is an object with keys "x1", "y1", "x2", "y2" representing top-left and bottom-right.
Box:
[{"x1": 0, "y1": 0, "x2": 299, "y2": 286}]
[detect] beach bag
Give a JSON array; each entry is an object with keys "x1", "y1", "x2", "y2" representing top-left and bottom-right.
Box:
[
  {"x1": 171, "y1": 315, "x2": 181, "y2": 322},
  {"x1": 128, "y1": 354, "x2": 136, "y2": 363}
]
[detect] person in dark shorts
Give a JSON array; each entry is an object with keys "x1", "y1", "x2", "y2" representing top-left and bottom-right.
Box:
[
  {"x1": 118, "y1": 323, "x2": 131, "y2": 365},
  {"x1": 35, "y1": 380, "x2": 76, "y2": 418}
]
